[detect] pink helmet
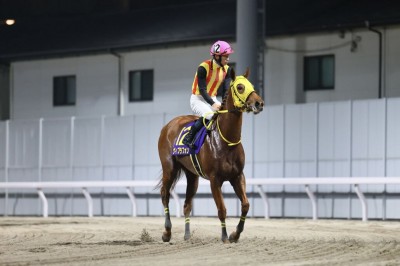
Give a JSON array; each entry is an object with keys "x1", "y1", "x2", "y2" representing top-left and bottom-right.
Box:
[{"x1": 210, "y1": 40, "x2": 234, "y2": 56}]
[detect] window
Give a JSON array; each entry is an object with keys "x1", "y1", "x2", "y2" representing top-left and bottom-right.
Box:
[
  {"x1": 304, "y1": 55, "x2": 334, "y2": 91},
  {"x1": 129, "y1": 70, "x2": 153, "y2": 102},
  {"x1": 53, "y1": 75, "x2": 76, "y2": 106}
]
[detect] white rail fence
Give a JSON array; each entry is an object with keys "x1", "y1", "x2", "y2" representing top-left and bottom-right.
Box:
[
  {"x1": 2, "y1": 177, "x2": 399, "y2": 221},
  {"x1": 3, "y1": 99, "x2": 400, "y2": 218}
]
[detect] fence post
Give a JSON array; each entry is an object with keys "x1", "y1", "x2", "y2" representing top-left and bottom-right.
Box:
[
  {"x1": 126, "y1": 187, "x2": 137, "y2": 217},
  {"x1": 305, "y1": 185, "x2": 318, "y2": 220},
  {"x1": 37, "y1": 188, "x2": 48, "y2": 217},
  {"x1": 82, "y1": 188, "x2": 93, "y2": 217},
  {"x1": 354, "y1": 184, "x2": 368, "y2": 221},
  {"x1": 256, "y1": 185, "x2": 269, "y2": 219}
]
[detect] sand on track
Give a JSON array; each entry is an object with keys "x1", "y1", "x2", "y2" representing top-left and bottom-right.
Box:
[{"x1": 1, "y1": 217, "x2": 400, "y2": 266}]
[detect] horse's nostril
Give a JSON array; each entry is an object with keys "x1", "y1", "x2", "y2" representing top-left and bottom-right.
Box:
[{"x1": 255, "y1": 101, "x2": 263, "y2": 108}]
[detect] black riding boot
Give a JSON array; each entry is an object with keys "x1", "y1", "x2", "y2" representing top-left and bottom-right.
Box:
[{"x1": 183, "y1": 118, "x2": 204, "y2": 149}]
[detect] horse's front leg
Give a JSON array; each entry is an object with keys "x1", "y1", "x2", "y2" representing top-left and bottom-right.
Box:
[
  {"x1": 183, "y1": 171, "x2": 199, "y2": 241},
  {"x1": 229, "y1": 173, "x2": 249, "y2": 243},
  {"x1": 210, "y1": 180, "x2": 229, "y2": 243}
]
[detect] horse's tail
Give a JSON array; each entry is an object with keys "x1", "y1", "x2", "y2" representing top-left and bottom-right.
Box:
[{"x1": 154, "y1": 168, "x2": 183, "y2": 191}]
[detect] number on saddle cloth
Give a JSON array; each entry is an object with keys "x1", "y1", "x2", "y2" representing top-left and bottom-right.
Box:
[{"x1": 172, "y1": 121, "x2": 208, "y2": 156}]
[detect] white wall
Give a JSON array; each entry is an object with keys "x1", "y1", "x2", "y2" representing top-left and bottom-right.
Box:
[
  {"x1": 12, "y1": 55, "x2": 119, "y2": 119},
  {"x1": 9, "y1": 25, "x2": 400, "y2": 120},
  {"x1": 122, "y1": 46, "x2": 207, "y2": 115},
  {"x1": 265, "y1": 25, "x2": 400, "y2": 105},
  {"x1": 11, "y1": 45, "x2": 212, "y2": 119}
]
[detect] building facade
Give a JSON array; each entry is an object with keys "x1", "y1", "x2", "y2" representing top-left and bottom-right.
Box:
[{"x1": 6, "y1": 25, "x2": 400, "y2": 119}]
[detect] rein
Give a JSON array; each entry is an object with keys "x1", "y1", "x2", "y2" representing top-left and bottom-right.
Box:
[
  {"x1": 203, "y1": 110, "x2": 242, "y2": 146},
  {"x1": 216, "y1": 113, "x2": 241, "y2": 146}
]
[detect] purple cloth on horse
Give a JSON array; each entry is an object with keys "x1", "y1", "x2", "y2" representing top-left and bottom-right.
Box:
[{"x1": 172, "y1": 121, "x2": 208, "y2": 156}]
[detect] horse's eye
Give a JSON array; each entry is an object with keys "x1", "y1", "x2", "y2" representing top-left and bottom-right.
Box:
[{"x1": 237, "y1": 84, "x2": 245, "y2": 94}]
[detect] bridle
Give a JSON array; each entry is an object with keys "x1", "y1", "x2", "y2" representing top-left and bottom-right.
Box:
[{"x1": 203, "y1": 76, "x2": 257, "y2": 146}]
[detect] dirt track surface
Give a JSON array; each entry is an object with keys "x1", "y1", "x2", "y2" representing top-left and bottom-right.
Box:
[{"x1": 1, "y1": 217, "x2": 400, "y2": 266}]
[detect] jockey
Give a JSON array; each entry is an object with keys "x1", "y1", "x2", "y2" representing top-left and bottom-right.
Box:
[{"x1": 182, "y1": 40, "x2": 234, "y2": 149}]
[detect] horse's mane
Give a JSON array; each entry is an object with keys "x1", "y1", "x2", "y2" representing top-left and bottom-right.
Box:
[
  {"x1": 220, "y1": 92, "x2": 228, "y2": 110},
  {"x1": 209, "y1": 91, "x2": 229, "y2": 123}
]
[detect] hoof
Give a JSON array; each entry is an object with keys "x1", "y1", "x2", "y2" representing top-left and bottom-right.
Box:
[
  {"x1": 229, "y1": 231, "x2": 240, "y2": 243},
  {"x1": 162, "y1": 231, "x2": 171, "y2": 242},
  {"x1": 222, "y1": 238, "x2": 230, "y2": 244},
  {"x1": 184, "y1": 234, "x2": 191, "y2": 241}
]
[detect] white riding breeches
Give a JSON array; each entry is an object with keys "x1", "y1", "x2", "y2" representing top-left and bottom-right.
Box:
[{"x1": 190, "y1": 94, "x2": 220, "y2": 120}]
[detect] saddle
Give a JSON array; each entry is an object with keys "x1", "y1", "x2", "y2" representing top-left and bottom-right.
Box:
[{"x1": 172, "y1": 121, "x2": 208, "y2": 156}]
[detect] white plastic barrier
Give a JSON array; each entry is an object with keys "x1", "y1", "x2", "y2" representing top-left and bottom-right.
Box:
[{"x1": 1, "y1": 178, "x2": 400, "y2": 221}]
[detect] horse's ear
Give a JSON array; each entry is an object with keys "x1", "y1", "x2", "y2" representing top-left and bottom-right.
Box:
[
  {"x1": 244, "y1": 67, "x2": 250, "y2": 78},
  {"x1": 230, "y1": 67, "x2": 236, "y2": 81}
]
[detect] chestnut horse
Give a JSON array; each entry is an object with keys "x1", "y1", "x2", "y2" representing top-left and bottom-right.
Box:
[{"x1": 157, "y1": 68, "x2": 264, "y2": 243}]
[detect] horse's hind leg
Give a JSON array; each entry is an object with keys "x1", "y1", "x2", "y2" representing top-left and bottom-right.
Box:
[
  {"x1": 183, "y1": 170, "x2": 199, "y2": 240},
  {"x1": 160, "y1": 167, "x2": 179, "y2": 242},
  {"x1": 229, "y1": 173, "x2": 250, "y2": 243}
]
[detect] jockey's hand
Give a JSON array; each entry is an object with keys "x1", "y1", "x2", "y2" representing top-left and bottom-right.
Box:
[{"x1": 212, "y1": 103, "x2": 221, "y2": 111}]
